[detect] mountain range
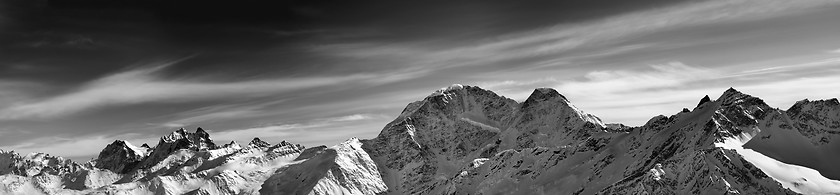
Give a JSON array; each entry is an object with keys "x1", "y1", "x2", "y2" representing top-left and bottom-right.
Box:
[{"x1": 1, "y1": 85, "x2": 839, "y2": 194}]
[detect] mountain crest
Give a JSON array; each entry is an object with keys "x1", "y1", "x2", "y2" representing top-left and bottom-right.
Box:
[
  {"x1": 94, "y1": 140, "x2": 146, "y2": 173},
  {"x1": 249, "y1": 137, "x2": 271, "y2": 147},
  {"x1": 718, "y1": 87, "x2": 751, "y2": 106},
  {"x1": 697, "y1": 95, "x2": 712, "y2": 108},
  {"x1": 428, "y1": 84, "x2": 465, "y2": 97},
  {"x1": 140, "y1": 127, "x2": 218, "y2": 168},
  {"x1": 522, "y1": 87, "x2": 567, "y2": 108}
]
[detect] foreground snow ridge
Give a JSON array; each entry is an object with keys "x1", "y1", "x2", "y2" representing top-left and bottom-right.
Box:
[{"x1": 2, "y1": 85, "x2": 839, "y2": 195}]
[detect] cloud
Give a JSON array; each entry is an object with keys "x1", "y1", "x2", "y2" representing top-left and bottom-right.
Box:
[
  {"x1": 560, "y1": 62, "x2": 718, "y2": 95},
  {"x1": 1, "y1": 135, "x2": 158, "y2": 160},
  {"x1": 209, "y1": 124, "x2": 308, "y2": 144},
  {"x1": 327, "y1": 114, "x2": 376, "y2": 122},
  {"x1": 0, "y1": 113, "x2": 383, "y2": 159},
  {"x1": 158, "y1": 100, "x2": 288, "y2": 127},
  {"x1": 462, "y1": 56, "x2": 840, "y2": 126},
  {"x1": 160, "y1": 123, "x2": 187, "y2": 128},
  {"x1": 208, "y1": 114, "x2": 380, "y2": 144},
  {"x1": 317, "y1": 0, "x2": 838, "y2": 69},
  {"x1": 727, "y1": 57, "x2": 840, "y2": 78},
  {"x1": 0, "y1": 62, "x2": 400, "y2": 120},
  {"x1": 551, "y1": 58, "x2": 840, "y2": 125}
]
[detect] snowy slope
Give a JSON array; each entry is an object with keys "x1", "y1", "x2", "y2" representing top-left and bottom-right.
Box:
[{"x1": 0, "y1": 128, "x2": 386, "y2": 195}]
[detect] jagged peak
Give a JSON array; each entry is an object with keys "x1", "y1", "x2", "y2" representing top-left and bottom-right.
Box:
[
  {"x1": 521, "y1": 87, "x2": 569, "y2": 108},
  {"x1": 724, "y1": 87, "x2": 741, "y2": 94},
  {"x1": 793, "y1": 98, "x2": 840, "y2": 107},
  {"x1": 195, "y1": 127, "x2": 208, "y2": 134},
  {"x1": 527, "y1": 87, "x2": 566, "y2": 101},
  {"x1": 249, "y1": 137, "x2": 271, "y2": 147},
  {"x1": 276, "y1": 140, "x2": 293, "y2": 147},
  {"x1": 420, "y1": 84, "x2": 514, "y2": 103},
  {"x1": 644, "y1": 115, "x2": 669, "y2": 127},
  {"x1": 697, "y1": 95, "x2": 712, "y2": 108},
  {"x1": 162, "y1": 128, "x2": 188, "y2": 142},
  {"x1": 716, "y1": 87, "x2": 767, "y2": 108},
  {"x1": 100, "y1": 140, "x2": 146, "y2": 156},
  {"x1": 140, "y1": 143, "x2": 150, "y2": 148},
  {"x1": 108, "y1": 140, "x2": 128, "y2": 145},
  {"x1": 718, "y1": 87, "x2": 747, "y2": 102},
  {"x1": 221, "y1": 141, "x2": 241, "y2": 149},
  {"x1": 335, "y1": 137, "x2": 361, "y2": 147},
  {"x1": 788, "y1": 97, "x2": 840, "y2": 117},
  {"x1": 331, "y1": 137, "x2": 365, "y2": 152},
  {"x1": 428, "y1": 84, "x2": 466, "y2": 97}
]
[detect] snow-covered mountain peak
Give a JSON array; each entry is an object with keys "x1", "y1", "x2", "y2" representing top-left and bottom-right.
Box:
[
  {"x1": 428, "y1": 83, "x2": 465, "y2": 97},
  {"x1": 248, "y1": 137, "x2": 271, "y2": 148},
  {"x1": 525, "y1": 87, "x2": 566, "y2": 102},
  {"x1": 94, "y1": 140, "x2": 147, "y2": 173},
  {"x1": 518, "y1": 87, "x2": 605, "y2": 129},
  {"x1": 161, "y1": 128, "x2": 188, "y2": 142},
  {"x1": 138, "y1": 127, "x2": 220, "y2": 170},
  {"x1": 716, "y1": 87, "x2": 766, "y2": 107},
  {"x1": 788, "y1": 98, "x2": 840, "y2": 123}
]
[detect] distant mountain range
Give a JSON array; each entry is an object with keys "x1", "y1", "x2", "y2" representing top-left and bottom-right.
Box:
[{"x1": 1, "y1": 85, "x2": 838, "y2": 194}]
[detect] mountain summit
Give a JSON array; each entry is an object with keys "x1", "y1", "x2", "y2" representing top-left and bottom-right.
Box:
[{"x1": 1, "y1": 85, "x2": 838, "y2": 194}]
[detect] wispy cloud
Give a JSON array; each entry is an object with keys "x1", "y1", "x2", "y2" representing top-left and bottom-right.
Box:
[
  {"x1": 1, "y1": 135, "x2": 158, "y2": 159},
  {"x1": 465, "y1": 53, "x2": 840, "y2": 126},
  {"x1": 156, "y1": 100, "x2": 288, "y2": 127},
  {"x1": 555, "y1": 57, "x2": 840, "y2": 125},
  {"x1": 0, "y1": 61, "x2": 409, "y2": 120},
  {"x1": 317, "y1": 0, "x2": 838, "y2": 70},
  {"x1": 328, "y1": 114, "x2": 377, "y2": 122},
  {"x1": 0, "y1": 113, "x2": 383, "y2": 158},
  {"x1": 560, "y1": 62, "x2": 718, "y2": 95},
  {"x1": 728, "y1": 57, "x2": 840, "y2": 78},
  {"x1": 209, "y1": 113, "x2": 381, "y2": 144},
  {"x1": 209, "y1": 124, "x2": 310, "y2": 144}
]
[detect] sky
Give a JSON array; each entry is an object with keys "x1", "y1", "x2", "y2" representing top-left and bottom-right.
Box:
[{"x1": 1, "y1": 0, "x2": 840, "y2": 161}]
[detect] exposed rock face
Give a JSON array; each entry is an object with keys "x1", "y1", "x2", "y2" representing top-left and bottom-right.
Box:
[
  {"x1": 500, "y1": 88, "x2": 605, "y2": 150},
  {"x1": 697, "y1": 95, "x2": 712, "y2": 108},
  {"x1": 361, "y1": 85, "x2": 521, "y2": 194},
  {"x1": 786, "y1": 98, "x2": 840, "y2": 146},
  {"x1": 140, "y1": 127, "x2": 219, "y2": 170},
  {"x1": 248, "y1": 137, "x2": 271, "y2": 148},
  {"x1": 1, "y1": 85, "x2": 839, "y2": 195},
  {"x1": 94, "y1": 140, "x2": 147, "y2": 173}
]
